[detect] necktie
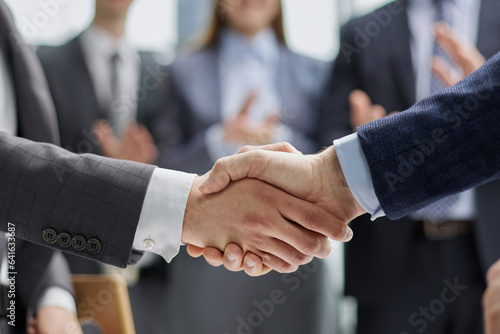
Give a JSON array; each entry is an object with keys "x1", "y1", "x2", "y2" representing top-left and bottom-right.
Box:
[{"x1": 421, "y1": 0, "x2": 460, "y2": 223}]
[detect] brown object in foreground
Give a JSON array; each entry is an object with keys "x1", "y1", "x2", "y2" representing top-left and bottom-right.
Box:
[{"x1": 72, "y1": 275, "x2": 136, "y2": 334}]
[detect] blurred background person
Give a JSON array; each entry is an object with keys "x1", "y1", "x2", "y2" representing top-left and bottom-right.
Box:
[
  {"x1": 37, "y1": 0, "x2": 169, "y2": 332},
  {"x1": 319, "y1": 0, "x2": 500, "y2": 333},
  {"x1": 153, "y1": 0, "x2": 336, "y2": 333}
]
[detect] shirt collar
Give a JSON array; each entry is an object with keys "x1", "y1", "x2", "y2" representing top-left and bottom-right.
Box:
[
  {"x1": 81, "y1": 23, "x2": 136, "y2": 63},
  {"x1": 219, "y1": 28, "x2": 281, "y2": 66}
]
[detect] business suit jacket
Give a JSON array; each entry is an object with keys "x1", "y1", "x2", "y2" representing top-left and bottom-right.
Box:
[
  {"x1": 321, "y1": 0, "x2": 500, "y2": 306},
  {"x1": 37, "y1": 35, "x2": 169, "y2": 154},
  {"x1": 0, "y1": 1, "x2": 154, "y2": 269},
  {"x1": 155, "y1": 45, "x2": 337, "y2": 334},
  {"x1": 0, "y1": 1, "x2": 73, "y2": 332}
]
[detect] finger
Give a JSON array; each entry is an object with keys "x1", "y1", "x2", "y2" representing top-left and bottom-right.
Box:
[
  {"x1": 199, "y1": 146, "x2": 303, "y2": 195},
  {"x1": 435, "y1": 23, "x2": 485, "y2": 76},
  {"x1": 487, "y1": 260, "x2": 500, "y2": 284},
  {"x1": 372, "y1": 105, "x2": 387, "y2": 119},
  {"x1": 202, "y1": 247, "x2": 225, "y2": 267},
  {"x1": 186, "y1": 244, "x2": 205, "y2": 258},
  {"x1": 483, "y1": 281, "x2": 500, "y2": 328},
  {"x1": 135, "y1": 123, "x2": 154, "y2": 141},
  {"x1": 134, "y1": 124, "x2": 158, "y2": 163},
  {"x1": 236, "y1": 142, "x2": 301, "y2": 155},
  {"x1": 222, "y1": 244, "x2": 245, "y2": 271},
  {"x1": 92, "y1": 119, "x2": 113, "y2": 141},
  {"x1": 243, "y1": 252, "x2": 268, "y2": 276},
  {"x1": 251, "y1": 236, "x2": 313, "y2": 270},
  {"x1": 349, "y1": 89, "x2": 372, "y2": 112},
  {"x1": 198, "y1": 150, "x2": 269, "y2": 194},
  {"x1": 260, "y1": 251, "x2": 300, "y2": 274},
  {"x1": 349, "y1": 89, "x2": 374, "y2": 127},
  {"x1": 277, "y1": 194, "x2": 352, "y2": 248},
  {"x1": 237, "y1": 91, "x2": 258, "y2": 118},
  {"x1": 435, "y1": 23, "x2": 462, "y2": 62},
  {"x1": 432, "y1": 56, "x2": 457, "y2": 87}
]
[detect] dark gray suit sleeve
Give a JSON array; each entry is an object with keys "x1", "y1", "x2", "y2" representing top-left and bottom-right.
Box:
[
  {"x1": 0, "y1": 132, "x2": 156, "y2": 268},
  {"x1": 357, "y1": 52, "x2": 500, "y2": 219}
]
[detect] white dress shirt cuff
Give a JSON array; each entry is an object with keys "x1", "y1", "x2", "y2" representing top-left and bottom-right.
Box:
[
  {"x1": 205, "y1": 123, "x2": 242, "y2": 163},
  {"x1": 36, "y1": 287, "x2": 77, "y2": 314},
  {"x1": 333, "y1": 133, "x2": 386, "y2": 220},
  {"x1": 134, "y1": 168, "x2": 196, "y2": 262}
]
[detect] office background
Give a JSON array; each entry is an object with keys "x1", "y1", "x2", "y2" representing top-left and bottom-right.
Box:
[{"x1": 5, "y1": 0, "x2": 392, "y2": 61}]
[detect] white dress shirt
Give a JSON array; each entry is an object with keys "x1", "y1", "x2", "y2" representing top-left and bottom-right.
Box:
[
  {"x1": 407, "y1": 0, "x2": 479, "y2": 220},
  {"x1": 205, "y1": 28, "x2": 293, "y2": 162},
  {"x1": 334, "y1": 134, "x2": 385, "y2": 220},
  {"x1": 133, "y1": 169, "x2": 196, "y2": 261},
  {"x1": 80, "y1": 24, "x2": 141, "y2": 135}
]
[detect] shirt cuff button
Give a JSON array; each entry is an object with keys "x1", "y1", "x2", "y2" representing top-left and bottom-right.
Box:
[{"x1": 143, "y1": 238, "x2": 155, "y2": 250}]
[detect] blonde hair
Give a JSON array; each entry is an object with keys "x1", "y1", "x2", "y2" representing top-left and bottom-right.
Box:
[{"x1": 203, "y1": 0, "x2": 286, "y2": 47}]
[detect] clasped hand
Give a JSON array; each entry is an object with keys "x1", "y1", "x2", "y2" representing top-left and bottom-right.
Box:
[{"x1": 181, "y1": 143, "x2": 366, "y2": 276}]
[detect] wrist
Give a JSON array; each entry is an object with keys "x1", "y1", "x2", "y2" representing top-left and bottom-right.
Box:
[
  {"x1": 182, "y1": 175, "x2": 208, "y2": 246},
  {"x1": 317, "y1": 146, "x2": 366, "y2": 220}
]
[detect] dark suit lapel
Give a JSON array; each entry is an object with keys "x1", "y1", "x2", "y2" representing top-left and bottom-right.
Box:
[
  {"x1": 137, "y1": 53, "x2": 151, "y2": 123},
  {"x1": 477, "y1": 0, "x2": 500, "y2": 59},
  {"x1": 0, "y1": 0, "x2": 60, "y2": 144},
  {"x1": 70, "y1": 35, "x2": 104, "y2": 120},
  {"x1": 387, "y1": 1, "x2": 416, "y2": 106}
]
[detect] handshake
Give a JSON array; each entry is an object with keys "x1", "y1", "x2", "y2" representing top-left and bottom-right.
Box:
[{"x1": 180, "y1": 143, "x2": 366, "y2": 277}]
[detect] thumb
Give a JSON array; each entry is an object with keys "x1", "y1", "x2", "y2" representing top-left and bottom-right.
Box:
[{"x1": 199, "y1": 150, "x2": 269, "y2": 194}]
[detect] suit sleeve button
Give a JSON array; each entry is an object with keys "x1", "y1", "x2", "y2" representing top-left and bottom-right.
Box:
[
  {"x1": 72, "y1": 235, "x2": 86, "y2": 251},
  {"x1": 86, "y1": 238, "x2": 101, "y2": 254},
  {"x1": 57, "y1": 232, "x2": 72, "y2": 247},
  {"x1": 42, "y1": 229, "x2": 58, "y2": 244}
]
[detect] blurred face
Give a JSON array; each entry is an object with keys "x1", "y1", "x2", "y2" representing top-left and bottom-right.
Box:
[
  {"x1": 95, "y1": 0, "x2": 134, "y2": 20},
  {"x1": 221, "y1": 0, "x2": 282, "y2": 36}
]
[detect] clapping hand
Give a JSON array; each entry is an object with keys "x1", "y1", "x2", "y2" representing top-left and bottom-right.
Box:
[
  {"x1": 224, "y1": 92, "x2": 280, "y2": 146},
  {"x1": 432, "y1": 23, "x2": 486, "y2": 87},
  {"x1": 93, "y1": 120, "x2": 158, "y2": 164}
]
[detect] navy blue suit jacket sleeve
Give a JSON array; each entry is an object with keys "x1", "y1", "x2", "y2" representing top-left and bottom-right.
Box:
[{"x1": 357, "y1": 52, "x2": 500, "y2": 219}]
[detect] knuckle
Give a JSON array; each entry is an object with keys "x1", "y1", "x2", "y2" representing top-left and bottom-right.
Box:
[
  {"x1": 303, "y1": 209, "x2": 321, "y2": 230},
  {"x1": 262, "y1": 255, "x2": 292, "y2": 273},
  {"x1": 290, "y1": 252, "x2": 308, "y2": 266},
  {"x1": 302, "y1": 238, "x2": 322, "y2": 256},
  {"x1": 275, "y1": 261, "x2": 294, "y2": 273},
  {"x1": 237, "y1": 145, "x2": 254, "y2": 154},
  {"x1": 213, "y1": 157, "x2": 227, "y2": 171}
]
